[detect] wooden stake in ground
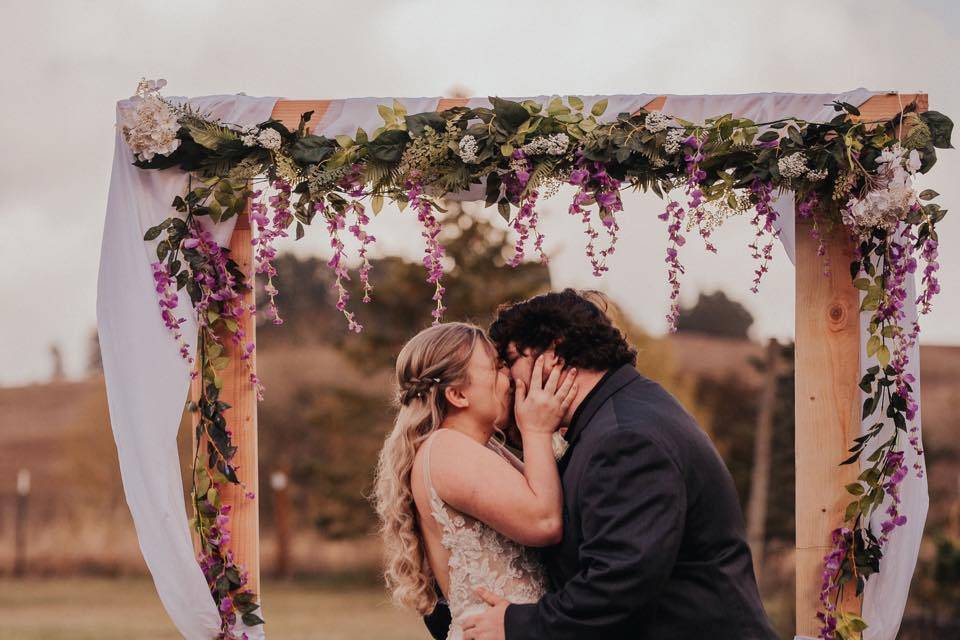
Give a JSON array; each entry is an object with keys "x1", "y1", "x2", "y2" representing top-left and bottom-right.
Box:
[{"x1": 14, "y1": 469, "x2": 30, "y2": 577}]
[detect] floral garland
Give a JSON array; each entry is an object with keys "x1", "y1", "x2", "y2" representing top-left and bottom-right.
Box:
[{"x1": 123, "y1": 79, "x2": 952, "y2": 639}]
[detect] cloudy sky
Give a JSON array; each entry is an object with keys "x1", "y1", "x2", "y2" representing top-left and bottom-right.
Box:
[{"x1": 0, "y1": 0, "x2": 957, "y2": 385}]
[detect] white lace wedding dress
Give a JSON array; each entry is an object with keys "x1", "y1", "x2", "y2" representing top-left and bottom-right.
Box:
[{"x1": 421, "y1": 432, "x2": 547, "y2": 640}]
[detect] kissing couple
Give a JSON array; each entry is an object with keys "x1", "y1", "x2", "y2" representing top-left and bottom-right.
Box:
[{"x1": 373, "y1": 289, "x2": 778, "y2": 640}]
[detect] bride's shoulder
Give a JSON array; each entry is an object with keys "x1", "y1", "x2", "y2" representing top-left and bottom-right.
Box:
[{"x1": 419, "y1": 429, "x2": 518, "y2": 501}]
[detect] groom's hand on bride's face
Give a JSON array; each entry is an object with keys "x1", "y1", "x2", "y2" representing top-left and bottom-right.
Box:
[{"x1": 462, "y1": 587, "x2": 508, "y2": 640}]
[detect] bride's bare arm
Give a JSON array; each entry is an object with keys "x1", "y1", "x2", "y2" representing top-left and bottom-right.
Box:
[{"x1": 429, "y1": 357, "x2": 577, "y2": 546}]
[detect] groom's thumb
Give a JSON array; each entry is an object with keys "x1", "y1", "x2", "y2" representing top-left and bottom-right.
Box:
[{"x1": 476, "y1": 587, "x2": 507, "y2": 606}]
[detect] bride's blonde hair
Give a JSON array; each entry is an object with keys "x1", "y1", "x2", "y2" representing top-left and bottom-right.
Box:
[{"x1": 373, "y1": 321, "x2": 488, "y2": 614}]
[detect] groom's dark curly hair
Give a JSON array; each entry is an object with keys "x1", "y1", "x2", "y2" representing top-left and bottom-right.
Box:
[{"x1": 488, "y1": 288, "x2": 637, "y2": 371}]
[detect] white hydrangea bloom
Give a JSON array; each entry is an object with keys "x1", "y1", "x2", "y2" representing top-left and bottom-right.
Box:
[
  {"x1": 458, "y1": 135, "x2": 480, "y2": 164},
  {"x1": 644, "y1": 111, "x2": 670, "y2": 133},
  {"x1": 806, "y1": 168, "x2": 828, "y2": 182},
  {"x1": 120, "y1": 92, "x2": 182, "y2": 162},
  {"x1": 520, "y1": 133, "x2": 569, "y2": 156},
  {"x1": 777, "y1": 153, "x2": 808, "y2": 179},
  {"x1": 663, "y1": 129, "x2": 686, "y2": 155},
  {"x1": 843, "y1": 144, "x2": 921, "y2": 233},
  {"x1": 241, "y1": 133, "x2": 258, "y2": 147},
  {"x1": 256, "y1": 128, "x2": 282, "y2": 150}
]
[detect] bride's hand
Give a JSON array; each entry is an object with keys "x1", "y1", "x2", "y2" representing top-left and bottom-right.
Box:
[{"x1": 514, "y1": 354, "x2": 578, "y2": 435}]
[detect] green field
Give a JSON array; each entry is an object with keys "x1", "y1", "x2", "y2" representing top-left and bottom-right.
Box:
[{"x1": 2, "y1": 577, "x2": 426, "y2": 640}]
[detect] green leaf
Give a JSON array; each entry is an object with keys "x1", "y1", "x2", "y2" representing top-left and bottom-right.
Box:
[
  {"x1": 920, "y1": 111, "x2": 954, "y2": 149},
  {"x1": 567, "y1": 95, "x2": 584, "y2": 111},
  {"x1": 844, "y1": 500, "x2": 860, "y2": 521},
  {"x1": 497, "y1": 200, "x2": 511, "y2": 222},
  {"x1": 335, "y1": 135, "x2": 355, "y2": 149},
  {"x1": 290, "y1": 135, "x2": 334, "y2": 164},
  {"x1": 918, "y1": 189, "x2": 939, "y2": 201},
  {"x1": 846, "y1": 482, "x2": 865, "y2": 496},
  {"x1": 367, "y1": 129, "x2": 410, "y2": 163},
  {"x1": 377, "y1": 104, "x2": 395, "y2": 123},
  {"x1": 852, "y1": 277, "x2": 871, "y2": 290},
  {"x1": 295, "y1": 221, "x2": 305, "y2": 240},
  {"x1": 405, "y1": 112, "x2": 447, "y2": 137},
  {"x1": 591, "y1": 98, "x2": 608, "y2": 117},
  {"x1": 490, "y1": 97, "x2": 529, "y2": 130},
  {"x1": 242, "y1": 613, "x2": 265, "y2": 626},
  {"x1": 877, "y1": 345, "x2": 891, "y2": 368}
]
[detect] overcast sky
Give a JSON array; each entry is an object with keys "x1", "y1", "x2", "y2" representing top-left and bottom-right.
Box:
[{"x1": 0, "y1": 0, "x2": 957, "y2": 386}]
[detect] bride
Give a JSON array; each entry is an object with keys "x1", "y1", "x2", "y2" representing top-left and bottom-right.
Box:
[{"x1": 373, "y1": 322, "x2": 577, "y2": 639}]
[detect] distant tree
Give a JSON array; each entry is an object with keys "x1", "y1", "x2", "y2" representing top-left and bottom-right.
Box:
[
  {"x1": 258, "y1": 200, "x2": 552, "y2": 368},
  {"x1": 676, "y1": 290, "x2": 754, "y2": 339}
]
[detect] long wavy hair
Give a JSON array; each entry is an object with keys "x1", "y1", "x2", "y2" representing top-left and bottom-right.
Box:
[{"x1": 373, "y1": 322, "x2": 488, "y2": 614}]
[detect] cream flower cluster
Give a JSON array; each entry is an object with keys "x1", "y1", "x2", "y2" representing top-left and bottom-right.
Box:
[
  {"x1": 520, "y1": 133, "x2": 570, "y2": 156},
  {"x1": 644, "y1": 111, "x2": 671, "y2": 133},
  {"x1": 777, "y1": 152, "x2": 829, "y2": 182},
  {"x1": 777, "y1": 152, "x2": 809, "y2": 179},
  {"x1": 239, "y1": 127, "x2": 283, "y2": 150},
  {"x1": 256, "y1": 128, "x2": 282, "y2": 150},
  {"x1": 843, "y1": 144, "x2": 921, "y2": 233},
  {"x1": 120, "y1": 80, "x2": 181, "y2": 162},
  {"x1": 663, "y1": 129, "x2": 686, "y2": 155},
  {"x1": 458, "y1": 135, "x2": 480, "y2": 164}
]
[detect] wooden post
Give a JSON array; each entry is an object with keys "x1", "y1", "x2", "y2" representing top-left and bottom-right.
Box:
[
  {"x1": 747, "y1": 338, "x2": 780, "y2": 576},
  {"x1": 13, "y1": 469, "x2": 29, "y2": 577},
  {"x1": 794, "y1": 220, "x2": 863, "y2": 634},
  {"x1": 190, "y1": 213, "x2": 260, "y2": 597},
  {"x1": 270, "y1": 470, "x2": 291, "y2": 579},
  {"x1": 794, "y1": 93, "x2": 927, "y2": 636}
]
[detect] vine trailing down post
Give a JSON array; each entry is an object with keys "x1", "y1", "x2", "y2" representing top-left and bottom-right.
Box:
[{"x1": 121, "y1": 79, "x2": 952, "y2": 639}]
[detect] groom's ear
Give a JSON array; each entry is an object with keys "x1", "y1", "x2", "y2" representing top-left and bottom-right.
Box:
[{"x1": 444, "y1": 385, "x2": 469, "y2": 409}]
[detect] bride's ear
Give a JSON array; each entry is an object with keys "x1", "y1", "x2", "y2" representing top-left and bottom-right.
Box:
[{"x1": 444, "y1": 385, "x2": 469, "y2": 409}]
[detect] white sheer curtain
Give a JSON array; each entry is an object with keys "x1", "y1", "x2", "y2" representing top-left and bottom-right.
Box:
[{"x1": 98, "y1": 91, "x2": 925, "y2": 640}]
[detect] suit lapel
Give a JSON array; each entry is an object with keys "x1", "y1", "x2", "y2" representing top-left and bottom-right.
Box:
[{"x1": 564, "y1": 364, "x2": 640, "y2": 449}]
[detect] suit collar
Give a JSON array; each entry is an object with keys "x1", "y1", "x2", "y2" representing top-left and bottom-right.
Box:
[{"x1": 564, "y1": 364, "x2": 640, "y2": 447}]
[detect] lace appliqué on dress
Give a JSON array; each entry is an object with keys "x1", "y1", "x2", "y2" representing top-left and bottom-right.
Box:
[{"x1": 424, "y1": 436, "x2": 547, "y2": 640}]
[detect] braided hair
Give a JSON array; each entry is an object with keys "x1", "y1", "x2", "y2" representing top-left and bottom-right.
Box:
[{"x1": 373, "y1": 322, "x2": 489, "y2": 614}]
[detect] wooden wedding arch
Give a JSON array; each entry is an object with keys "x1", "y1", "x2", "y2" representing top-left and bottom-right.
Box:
[{"x1": 192, "y1": 93, "x2": 928, "y2": 637}]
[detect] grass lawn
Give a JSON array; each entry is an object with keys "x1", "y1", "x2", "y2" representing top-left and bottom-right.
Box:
[{"x1": 1, "y1": 576, "x2": 426, "y2": 639}]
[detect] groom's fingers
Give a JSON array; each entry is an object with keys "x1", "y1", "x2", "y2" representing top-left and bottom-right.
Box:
[
  {"x1": 475, "y1": 586, "x2": 507, "y2": 606},
  {"x1": 544, "y1": 359, "x2": 563, "y2": 394},
  {"x1": 556, "y1": 368, "x2": 577, "y2": 402}
]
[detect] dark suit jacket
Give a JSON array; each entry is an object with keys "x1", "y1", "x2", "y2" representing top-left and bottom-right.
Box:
[{"x1": 426, "y1": 365, "x2": 778, "y2": 640}]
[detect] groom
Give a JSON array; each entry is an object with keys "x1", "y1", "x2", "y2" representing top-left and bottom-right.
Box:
[{"x1": 425, "y1": 289, "x2": 778, "y2": 640}]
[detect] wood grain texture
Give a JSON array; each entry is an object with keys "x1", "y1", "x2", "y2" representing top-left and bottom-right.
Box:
[{"x1": 794, "y1": 221, "x2": 863, "y2": 633}]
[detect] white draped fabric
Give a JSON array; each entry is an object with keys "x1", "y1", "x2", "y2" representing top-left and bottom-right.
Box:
[
  {"x1": 98, "y1": 91, "x2": 925, "y2": 640},
  {"x1": 98, "y1": 93, "x2": 278, "y2": 640}
]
